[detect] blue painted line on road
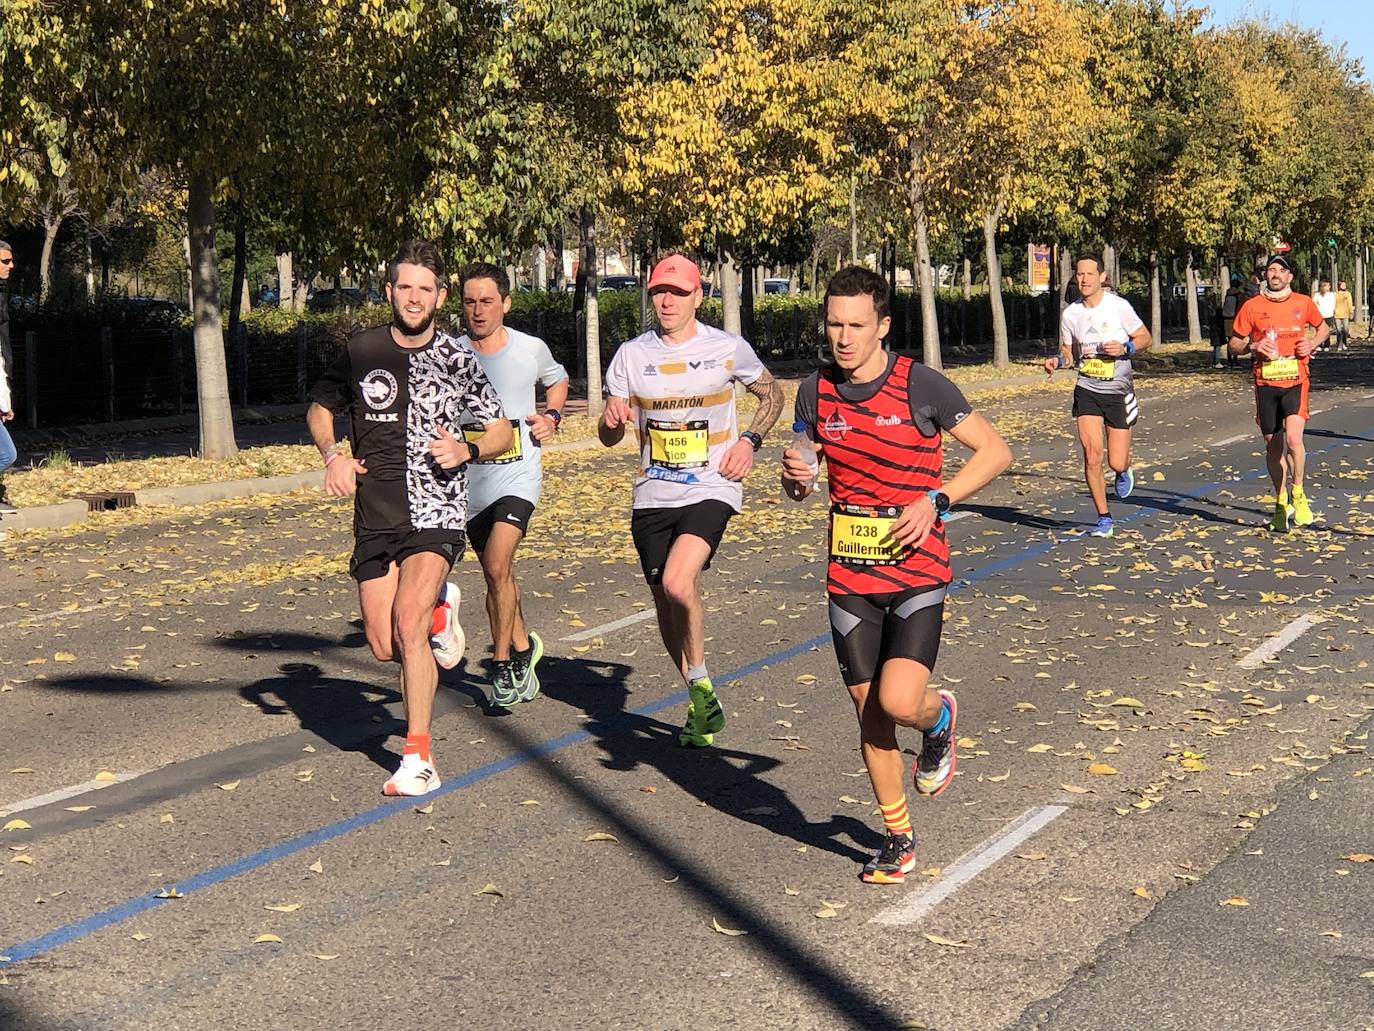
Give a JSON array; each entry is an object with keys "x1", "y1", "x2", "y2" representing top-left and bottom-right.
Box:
[{"x1": 1, "y1": 424, "x2": 1366, "y2": 969}]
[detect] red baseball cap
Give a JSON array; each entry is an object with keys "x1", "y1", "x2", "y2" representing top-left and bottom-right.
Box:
[{"x1": 647, "y1": 254, "x2": 701, "y2": 293}]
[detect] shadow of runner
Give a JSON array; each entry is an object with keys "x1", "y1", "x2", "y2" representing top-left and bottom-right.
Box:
[
  {"x1": 959, "y1": 502, "x2": 1074, "y2": 532},
  {"x1": 474, "y1": 687, "x2": 913, "y2": 1031},
  {"x1": 535, "y1": 654, "x2": 877, "y2": 863}
]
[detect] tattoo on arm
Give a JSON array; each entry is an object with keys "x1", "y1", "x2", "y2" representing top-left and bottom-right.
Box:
[{"x1": 744, "y1": 371, "x2": 785, "y2": 438}]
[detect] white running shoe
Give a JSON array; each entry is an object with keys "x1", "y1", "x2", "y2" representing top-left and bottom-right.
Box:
[
  {"x1": 430, "y1": 581, "x2": 465, "y2": 670},
  {"x1": 383, "y1": 754, "x2": 441, "y2": 796}
]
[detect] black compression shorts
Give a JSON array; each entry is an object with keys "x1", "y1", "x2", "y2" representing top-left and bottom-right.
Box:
[{"x1": 828, "y1": 585, "x2": 946, "y2": 687}]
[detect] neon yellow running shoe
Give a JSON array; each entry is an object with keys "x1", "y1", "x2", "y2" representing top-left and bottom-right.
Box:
[
  {"x1": 1268, "y1": 501, "x2": 1289, "y2": 533},
  {"x1": 1290, "y1": 487, "x2": 1314, "y2": 527},
  {"x1": 679, "y1": 677, "x2": 725, "y2": 748}
]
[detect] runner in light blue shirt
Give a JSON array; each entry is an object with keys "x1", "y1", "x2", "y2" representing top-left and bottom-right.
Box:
[{"x1": 457, "y1": 263, "x2": 569, "y2": 707}]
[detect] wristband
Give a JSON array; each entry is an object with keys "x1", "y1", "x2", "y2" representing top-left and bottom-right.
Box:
[
  {"x1": 740, "y1": 430, "x2": 763, "y2": 452},
  {"x1": 1056, "y1": 354, "x2": 1069, "y2": 369},
  {"x1": 1124, "y1": 341, "x2": 1136, "y2": 358},
  {"x1": 465, "y1": 441, "x2": 479, "y2": 464},
  {"x1": 324, "y1": 451, "x2": 341, "y2": 467}
]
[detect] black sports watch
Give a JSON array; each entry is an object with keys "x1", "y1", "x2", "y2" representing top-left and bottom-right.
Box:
[
  {"x1": 740, "y1": 430, "x2": 763, "y2": 452},
  {"x1": 546, "y1": 409, "x2": 562, "y2": 430},
  {"x1": 927, "y1": 490, "x2": 951, "y2": 516},
  {"x1": 464, "y1": 441, "x2": 480, "y2": 464}
]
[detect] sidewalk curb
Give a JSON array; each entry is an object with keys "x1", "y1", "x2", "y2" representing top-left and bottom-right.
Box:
[
  {"x1": 2, "y1": 500, "x2": 89, "y2": 531},
  {"x1": 133, "y1": 470, "x2": 322, "y2": 508}
]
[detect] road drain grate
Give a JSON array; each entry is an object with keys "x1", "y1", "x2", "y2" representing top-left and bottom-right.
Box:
[{"x1": 75, "y1": 492, "x2": 138, "y2": 512}]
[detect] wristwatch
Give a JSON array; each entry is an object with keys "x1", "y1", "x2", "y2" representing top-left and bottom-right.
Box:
[
  {"x1": 927, "y1": 490, "x2": 951, "y2": 516},
  {"x1": 464, "y1": 441, "x2": 480, "y2": 464},
  {"x1": 740, "y1": 430, "x2": 763, "y2": 452},
  {"x1": 546, "y1": 409, "x2": 562, "y2": 430}
]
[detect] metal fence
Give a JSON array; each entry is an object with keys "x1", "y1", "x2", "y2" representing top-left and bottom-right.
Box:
[{"x1": 6, "y1": 290, "x2": 1192, "y2": 429}]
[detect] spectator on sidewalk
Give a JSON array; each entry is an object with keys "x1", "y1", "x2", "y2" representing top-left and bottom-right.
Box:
[
  {"x1": 1334, "y1": 279, "x2": 1353, "y2": 351},
  {"x1": 0, "y1": 240, "x2": 17, "y2": 513},
  {"x1": 1218, "y1": 274, "x2": 1246, "y2": 368},
  {"x1": 1314, "y1": 279, "x2": 1336, "y2": 351}
]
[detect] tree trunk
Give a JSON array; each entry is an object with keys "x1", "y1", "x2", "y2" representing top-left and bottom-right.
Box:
[
  {"x1": 228, "y1": 211, "x2": 247, "y2": 346},
  {"x1": 983, "y1": 200, "x2": 1009, "y2": 368},
  {"x1": 39, "y1": 211, "x2": 61, "y2": 304},
  {"x1": 962, "y1": 254, "x2": 971, "y2": 301},
  {"x1": 580, "y1": 206, "x2": 602, "y2": 418},
  {"x1": 1356, "y1": 248, "x2": 1366, "y2": 325},
  {"x1": 720, "y1": 247, "x2": 742, "y2": 336},
  {"x1": 1059, "y1": 243, "x2": 1072, "y2": 312},
  {"x1": 187, "y1": 172, "x2": 238, "y2": 459},
  {"x1": 849, "y1": 178, "x2": 859, "y2": 264},
  {"x1": 912, "y1": 193, "x2": 941, "y2": 370},
  {"x1": 293, "y1": 274, "x2": 309, "y2": 312},
  {"x1": 533, "y1": 245, "x2": 547, "y2": 291},
  {"x1": 1149, "y1": 251, "x2": 1162, "y2": 345},
  {"x1": 809, "y1": 250, "x2": 819, "y2": 298},
  {"x1": 1185, "y1": 253, "x2": 1202, "y2": 343},
  {"x1": 277, "y1": 252, "x2": 293, "y2": 310},
  {"x1": 1102, "y1": 243, "x2": 1116, "y2": 291},
  {"x1": 84, "y1": 221, "x2": 95, "y2": 299}
]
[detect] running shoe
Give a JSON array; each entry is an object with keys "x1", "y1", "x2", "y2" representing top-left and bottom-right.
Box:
[
  {"x1": 430, "y1": 581, "x2": 465, "y2": 670},
  {"x1": 0, "y1": 501, "x2": 17, "y2": 514},
  {"x1": 1269, "y1": 502, "x2": 1290, "y2": 533},
  {"x1": 512, "y1": 630, "x2": 544, "y2": 703},
  {"x1": 1290, "y1": 487, "x2": 1314, "y2": 527},
  {"x1": 1090, "y1": 515, "x2": 1115, "y2": 538},
  {"x1": 490, "y1": 661, "x2": 520, "y2": 708},
  {"x1": 1114, "y1": 467, "x2": 1134, "y2": 500},
  {"x1": 861, "y1": 832, "x2": 916, "y2": 884},
  {"x1": 678, "y1": 677, "x2": 725, "y2": 748},
  {"x1": 383, "y1": 754, "x2": 441, "y2": 796},
  {"x1": 914, "y1": 690, "x2": 958, "y2": 796}
]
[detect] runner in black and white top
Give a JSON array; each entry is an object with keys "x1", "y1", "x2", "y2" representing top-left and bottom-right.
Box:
[
  {"x1": 1044, "y1": 252, "x2": 1151, "y2": 538},
  {"x1": 308, "y1": 239, "x2": 512, "y2": 796}
]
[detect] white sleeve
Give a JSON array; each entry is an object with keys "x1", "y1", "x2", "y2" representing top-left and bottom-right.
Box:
[
  {"x1": 731, "y1": 337, "x2": 766, "y2": 386},
  {"x1": 0, "y1": 351, "x2": 11, "y2": 413},
  {"x1": 1117, "y1": 296, "x2": 1145, "y2": 334},
  {"x1": 603, "y1": 344, "x2": 630, "y2": 399},
  {"x1": 533, "y1": 338, "x2": 568, "y2": 389}
]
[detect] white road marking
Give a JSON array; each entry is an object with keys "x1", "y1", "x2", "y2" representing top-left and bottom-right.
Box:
[
  {"x1": 1236, "y1": 611, "x2": 1324, "y2": 670},
  {"x1": 1309, "y1": 408, "x2": 1327, "y2": 417},
  {"x1": 1212, "y1": 433, "x2": 1249, "y2": 446},
  {"x1": 0, "y1": 773, "x2": 144, "y2": 816},
  {"x1": 0, "y1": 600, "x2": 110, "y2": 630},
  {"x1": 871, "y1": 803, "x2": 1070, "y2": 925},
  {"x1": 561, "y1": 608, "x2": 656, "y2": 642}
]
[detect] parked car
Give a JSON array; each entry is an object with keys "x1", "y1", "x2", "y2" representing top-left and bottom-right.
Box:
[
  {"x1": 306, "y1": 287, "x2": 380, "y2": 311},
  {"x1": 762, "y1": 278, "x2": 791, "y2": 295},
  {"x1": 599, "y1": 275, "x2": 640, "y2": 291}
]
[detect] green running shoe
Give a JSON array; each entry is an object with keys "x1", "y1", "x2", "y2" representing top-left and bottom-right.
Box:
[
  {"x1": 490, "y1": 661, "x2": 519, "y2": 708},
  {"x1": 513, "y1": 630, "x2": 544, "y2": 703},
  {"x1": 1268, "y1": 501, "x2": 1290, "y2": 533},
  {"x1": 678, "y1": 677, "x2": 725, "y2": 747}
]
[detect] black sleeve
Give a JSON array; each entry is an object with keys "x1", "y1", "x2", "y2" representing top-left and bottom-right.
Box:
[
  {"x1": 793, "y1": 372, "x2": 820, "y2": 441},
  {"x1": 309, "y1": 347, "x2": 351, "y2": 415},
  {"x1": 907, "y1": 363, "x2": 972, "y2": 435}
]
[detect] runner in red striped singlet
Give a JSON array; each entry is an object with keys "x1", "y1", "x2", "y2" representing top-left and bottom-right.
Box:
[{"x1": 782, "y1": 266, "x2": 1011, "y2": 884}]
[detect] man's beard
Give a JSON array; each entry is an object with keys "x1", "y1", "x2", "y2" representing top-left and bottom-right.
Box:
[{"x1": 392, "y1": 304, "x2": 436, "y2": 336}]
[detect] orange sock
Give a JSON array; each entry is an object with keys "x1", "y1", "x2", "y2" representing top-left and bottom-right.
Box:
[
  {"x1": 880, "y1": 796, "x2": 912, "y2": 837},
  {"x1": 403, "y1": 733, "x2": 431, "y2": 763}
]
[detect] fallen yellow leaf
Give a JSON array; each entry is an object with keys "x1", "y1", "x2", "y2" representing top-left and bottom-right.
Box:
[
  {"x1": 253, "y1": 934, "x2": 283, "y2": 945},
  {"x1": 584, "y1": 832, "x2": 619, "y2": 843},
  {"x1": 308, "y1": 859, "x2": 323, "y2": 874},
  {"x1": 1342, "y1": 853, "x2": 1372, "y2": 863},
  {"x1": 1060, "y1": 784, "x2": 1092, "y2": 795},
  {"x1": 1087, "y1": 763, "x2": 1118, "y2": 776},
  {"x1": 711, "y1": 918, "x2": 747, "y2": 936},
  {"x1": 3, "y1": 819, "x2": 32, "y2": 831},
  {"x1": 53, "y1": 652, "x2": 76, "y2": 663},
  {"x1": 922, "y1": 932, "x2": 971, "y2": 949},
  {"x1": 1220, "y1": 896, "x2": 1250, "y2": 907},
  {"x1": 265, "y1": 903, "x2": 302, "y2": 913},
  {"x1": 217, "y1": 780, "x2": 240, "y2": 792}
]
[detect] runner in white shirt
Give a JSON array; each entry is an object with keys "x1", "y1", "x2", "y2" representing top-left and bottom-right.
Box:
[
  {"x1": 599, "y1": 254, "x2": 784, "y2": 747},
  {"x1": 1044, "y1": 253, "x2": 1152, "y2": 538},
  {"x1": 1313, "y1": 280, "x2": 1336, "y2": 352},
  {"x1": 457, "y1": 263, "x2": 569, "y2": 708}
]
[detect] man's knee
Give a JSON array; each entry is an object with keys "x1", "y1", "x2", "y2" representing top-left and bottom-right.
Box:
[
  {"x1": 367, "y1": 631, "x2": 395, "y2": 663},
  {"x1": 659, "y1": 568, "x2": 700, "y2": 608}
]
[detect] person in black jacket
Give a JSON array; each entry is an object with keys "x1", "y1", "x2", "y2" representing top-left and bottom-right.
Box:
[{"x1": 0, "y1": 240, "x2": 16, "y2": 512}]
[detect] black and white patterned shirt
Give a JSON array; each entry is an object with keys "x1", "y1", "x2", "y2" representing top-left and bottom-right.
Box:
[{"x1": 310, "y1": 325, "x2": 505, "y2": 532}]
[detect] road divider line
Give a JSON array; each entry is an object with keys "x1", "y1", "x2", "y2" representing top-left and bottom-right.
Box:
[
  {"x1": 1, "y1": 773, "x2": 144, "y2": 816},
  {"x1": 1236, "y1": 611, "x2": 1324, "y2": 670},
  {"x1": 561, "y1": 608, "x2": 656, "y2": 642},
  {"x1": 872, "y1": 804, "x2": 1070, "y2": 926},
  {"x1": 0, "y1": 600, "x2": 111, "y2": 630},
  {"x1": 1212, "y1": 433, "x2": 1249, "y2": 446}
]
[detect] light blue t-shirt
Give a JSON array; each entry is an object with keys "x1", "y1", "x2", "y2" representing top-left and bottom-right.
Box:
[{"x1": 457, "y1": 327, "x2": 568, "y2": 515}]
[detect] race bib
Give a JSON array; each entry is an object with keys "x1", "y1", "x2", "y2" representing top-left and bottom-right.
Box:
[
  {"x1": 1079, "y1": 356, "x2": 1117, "y2": 380},
  {"x1": 648, "y1": 419, "x2": 709, "y2": 469},
  {"x1": 1260, "y1": 357, "x2": 1300, "y2": 382},
  {"x1": 462, "y1": 420, "x2": 522, "y2": 465},
  {"x1": 829, "y1": 504, "x2": 908, "y2": 566}
]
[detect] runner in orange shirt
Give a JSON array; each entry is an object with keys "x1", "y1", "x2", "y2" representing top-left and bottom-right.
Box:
[{"x1": 1228, "y1": 254, "x2": 1328, "y2": 531}]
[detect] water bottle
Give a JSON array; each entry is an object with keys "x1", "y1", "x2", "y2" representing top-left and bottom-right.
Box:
[{"x1": 789, "y1": 419, "x2": 819, "y2": 493}]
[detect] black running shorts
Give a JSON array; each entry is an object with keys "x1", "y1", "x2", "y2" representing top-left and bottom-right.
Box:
[
  {"x1": 630, "y1": 500, "x2": 735, "y2": 586},
  {"x1": 350, "y1": 528, "x2": 465, "y2": 583},
  {"x1": 1255, "y1": 383, "x2": 1307, "y2": 436},
  {"x1": 466, "y1": 496, "x2": 536, "y2": 554},
  {"x1": 1072, "y1": 386, "x2": 1138, "y2": 430},
  {"x1": 828, "y1": 585, "x2": 946, "y2": 687}
]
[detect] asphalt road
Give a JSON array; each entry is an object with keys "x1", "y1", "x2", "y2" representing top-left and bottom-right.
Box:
[{"x1": 1, "y1": 354, "x2": 1372, "y2": 1031}]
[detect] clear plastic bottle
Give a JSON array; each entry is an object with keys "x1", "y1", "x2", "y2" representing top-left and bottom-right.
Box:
[{"x1": 789, "y1": 419, "x2": 819, "y2": 493}]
